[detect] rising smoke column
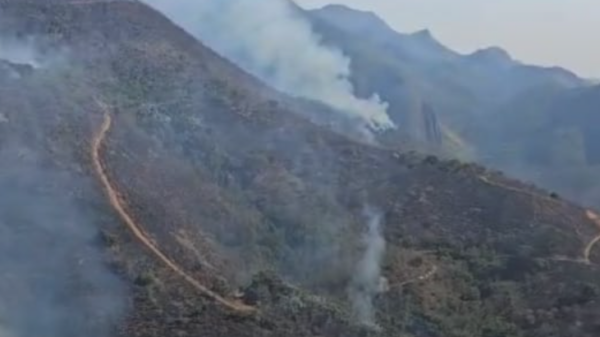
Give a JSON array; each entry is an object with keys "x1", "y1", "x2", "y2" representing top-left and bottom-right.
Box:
[
  {"x1": 348, "y1": 208, "x2": 386, "y2": 326},
  {"x1": 142, "y1": 0, "x2": 394, "y2": 131}
]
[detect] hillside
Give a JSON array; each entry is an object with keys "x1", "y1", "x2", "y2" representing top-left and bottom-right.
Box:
[
  {"x1": 2, "y1": 1, "x2": 600, "y2": 337},
  {"x1": 476, "y1": 84, "x2": 600, "y2": 207}
]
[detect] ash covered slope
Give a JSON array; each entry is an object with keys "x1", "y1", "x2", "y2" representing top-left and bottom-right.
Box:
[{"x1": 1, "y1": 1, "x2": 600, "y2": 337}]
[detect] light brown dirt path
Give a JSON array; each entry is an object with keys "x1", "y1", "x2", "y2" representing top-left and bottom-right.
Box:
[
  {"x1": 478, "y1": 175, "x2": 558, "y2": 204},
  {"x1": 92, "y1": 106, "x2": 256, "y2": 315},
  {"x1": 584, "y1": 210, "x2": 600, "y2": 263}
]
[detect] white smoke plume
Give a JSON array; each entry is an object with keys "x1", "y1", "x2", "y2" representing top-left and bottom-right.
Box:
[
  {"x1": 0, "y1": 36, "x2": 69, "y2": 75},
  {"x1": 0, "y1": 37, "x2": 42, "y2": 68},
  {"x1": 141, "y1": 0, "x2": 394, "y2": 131},
  {"x1": 348, "y1": 207, "x2": 386, "y2": 326}
]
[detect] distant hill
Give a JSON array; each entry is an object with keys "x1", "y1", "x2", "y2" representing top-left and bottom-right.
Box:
[
  {"x1": 306, "y1": 4, "x2": 585, "y2": 153},
  {"x1": 307, "y1": 3, "x2": 600, "y2": 209}
]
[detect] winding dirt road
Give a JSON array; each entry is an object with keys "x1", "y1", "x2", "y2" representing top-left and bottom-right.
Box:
[
  {"x1": 584, "y1": 210, "x2": 600, "y2": 263},
  {"x1": 92, "y1": 107, "x2": 255, "y2": 315},
  {"x1": 478, "y1": 175, "x2": 558, "y2": 204}
]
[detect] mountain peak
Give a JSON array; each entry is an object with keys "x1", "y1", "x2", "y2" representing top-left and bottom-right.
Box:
[
  {"x1": 312, "y1": 4, "x2": 393, "y2": 34},
  {"x1": 468, "y1": 46, "x2": 513, "y2": 65},
  {"x1": 318, "y1": 4, "x2": 383, "y2": 22},
  {"x1": 404, "y1": 28, "x2": 458, "y2": 61},
  {"x1": 411, "y1": 29, "x2": 434, "y2": 39}
]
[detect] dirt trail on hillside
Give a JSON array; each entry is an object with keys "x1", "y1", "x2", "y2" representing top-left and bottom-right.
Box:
[
  {"x1": 92, "y1": 106, "x2": 256, "y2": 315},
  {"x1": 478, "y1": 175, "x2": 559, "y2": 204},
  {"x1": 584, "y1": 210, "x2": 600, "y2": 263},
  {"x1": 479, "y1": 175, "x2": 600, "y2": 264}
]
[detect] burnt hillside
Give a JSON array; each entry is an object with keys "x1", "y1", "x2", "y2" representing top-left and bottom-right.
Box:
[{"x1": 1, "y1": 1, "x2": 600, "y2": 337}]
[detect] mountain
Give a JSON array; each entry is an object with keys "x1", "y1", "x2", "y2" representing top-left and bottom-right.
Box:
[
  {"x1": 547, "y1": 85, "x2": 600, "y2": 164},
  {"x1": 307, "y1": 3, "x2": 600, "y2": 209},
  {"x1": 309, "y1": 5, "x2": 457, "y2": 64},
  {"x1": 306, "y1": 4, "x2": 585, "y2": 153},
  {"x1": 305, "y1": 5, "x2": 459, "y2": 151},
  {"x1": 476, "y1": 84, "x2": 600, "y2": 207},
  {"x1": 2, "y1": 1, "x2": 600, "y2": 337}
]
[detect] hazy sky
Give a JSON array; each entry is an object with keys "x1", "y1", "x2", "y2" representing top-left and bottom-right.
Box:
[{"x1": 296, "y1": 0, "x2": 599, "y2": 78}]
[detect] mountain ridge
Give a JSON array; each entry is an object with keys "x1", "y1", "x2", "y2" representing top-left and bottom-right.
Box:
[
  {"x1": 305, "y1": 3, "x2": 585, "y2": 162},
  {"x1": 310, "y1": 3, "x2": 582, "y2": 81},
  {"x1": 307, "y1": 2, "x2": 600, "y2": 210}
]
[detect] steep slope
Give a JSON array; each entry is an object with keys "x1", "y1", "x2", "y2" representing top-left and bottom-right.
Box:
[
  {"x1": 476, "y1": 84, "x2": 600, "y2": 207},
  {"x1": 305, "y1": 5, "x2": 454, "y2": 150},
  {"x1": 1, "y1": 1, "x2": 600, "y2": 337},
  {"x1": 550, "y1": 86, "x2": 600, "y2": 165}
]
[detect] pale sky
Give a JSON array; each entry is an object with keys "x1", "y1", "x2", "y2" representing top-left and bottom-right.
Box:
[{"x1": 296, "y1": 0, "x2": 599, "y2": 78}]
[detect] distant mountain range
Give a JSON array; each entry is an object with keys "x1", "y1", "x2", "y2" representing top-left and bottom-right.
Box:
[{"x1": 305, "y1": 3, "x2": 600, "y2": 207}]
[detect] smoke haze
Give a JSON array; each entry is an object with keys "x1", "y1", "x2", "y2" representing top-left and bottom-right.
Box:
[
  {"x1": 0, "y1": 37, "x2": 40, "y2": 68},
  {"x1": 0, "y1": 147, "x2": 126, "y2": 337},
  {"x1": 142, "y1": 0, "x2": 394, "y2": 131},
  {"x1": 348, "y1": 208, "x2": 386, "y2": 326},
  {"x1": 0, "y1": 36, "x2": 126, "y2": 337}
]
